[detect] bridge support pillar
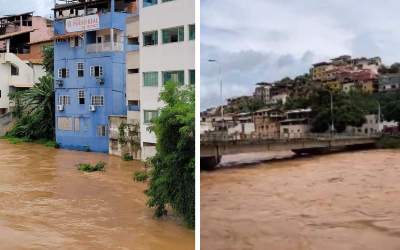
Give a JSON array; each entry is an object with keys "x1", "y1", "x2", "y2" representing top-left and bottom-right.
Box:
[{"x1": 200, "y1": 156, "x2": 221, "y2": 170}]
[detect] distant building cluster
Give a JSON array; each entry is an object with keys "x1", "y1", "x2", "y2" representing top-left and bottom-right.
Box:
[{"x1": 201, "y1": 55, "x2": 400, "y2": 139}]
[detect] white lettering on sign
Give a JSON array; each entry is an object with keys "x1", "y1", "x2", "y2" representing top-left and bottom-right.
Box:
[{"x1": 66, "y1": 14, "x2": 100, "y2": 32}]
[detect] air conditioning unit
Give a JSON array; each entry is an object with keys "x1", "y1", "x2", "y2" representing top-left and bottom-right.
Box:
[
  {"x1": 56, "y1": 79, "x2": 64, "y2": 87},
  {"x1": 57, "y1": 105, "x2": 64, "y2": 111},
  {"x1": 96, "y1": 77, "x2": 104, "y2": 84},
  {"x1": 89, "y1": 105, "x2": 96, "y2": 112}
]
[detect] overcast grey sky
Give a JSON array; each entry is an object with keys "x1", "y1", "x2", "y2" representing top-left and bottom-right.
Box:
[
  {"x1": 0, "y1": 0, "x2": 53, "y2": 18},
  {"x1": 201, "y1": 0, "x2": 400, "y2": 110}
]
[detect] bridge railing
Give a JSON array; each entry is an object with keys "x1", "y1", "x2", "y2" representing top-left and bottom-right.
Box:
[{"x1": 201, "y1": 131, "x2": 381, "y2": 143}]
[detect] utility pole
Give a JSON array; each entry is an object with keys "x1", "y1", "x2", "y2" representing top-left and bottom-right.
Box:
[
  {"x1": 330, "y1": 91, "x2": 334, "y2": 136},
  {"x1": 377, "y1": 101, "x2": 381, "y2": 133}
]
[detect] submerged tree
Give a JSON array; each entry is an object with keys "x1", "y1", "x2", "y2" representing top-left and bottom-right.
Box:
[{"x1": 146, "y1": 82, "x2": 195, "y2": 228}]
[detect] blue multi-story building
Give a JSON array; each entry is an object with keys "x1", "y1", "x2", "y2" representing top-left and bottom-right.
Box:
[{"x1": 53, "y1": 0, "x2": 138, "y2": 152}]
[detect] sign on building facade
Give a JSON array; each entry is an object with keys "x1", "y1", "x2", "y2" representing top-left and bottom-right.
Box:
[{"x1": 66, "y1": 14, "x2": 99, "y2": 33}]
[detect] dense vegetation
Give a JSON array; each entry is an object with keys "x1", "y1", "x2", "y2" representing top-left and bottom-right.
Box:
[
  {"x1": 7, "y1": 44, "x2": 55, "y2": 140},
  {"x1": 285, "y1": 89, "x2": 375, "y2": 132},
  {"x1": 146, "y1": 82, "x2": 195, "y2": 228},
  {"x1": 77, "y1": 161, "x2": 106, "y2": 172},
  {"x1": 7, "y1": 74, "x2": 55, "y2": 139}
]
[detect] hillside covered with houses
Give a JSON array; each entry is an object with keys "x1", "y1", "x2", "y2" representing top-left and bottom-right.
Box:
[{"x1": 201, "y1": 55, "x2": 400, "y2": 139}]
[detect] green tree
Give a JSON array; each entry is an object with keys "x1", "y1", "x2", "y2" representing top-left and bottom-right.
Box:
[
  {"x1": 146, "y1": 82, "x2": 195, "y2": 228},
  {"x1": 375, "y1": 90, "x2": 400, "y2": 123},
  {"x1": 7, "y1": 75, "x2": 55, "y2": 139},
  {"x1": 42, "y1": 45, "x2": 54, "y2": 75},
  {"x1": 285, "y1": 89, "x2": 375, "y2": 133}
]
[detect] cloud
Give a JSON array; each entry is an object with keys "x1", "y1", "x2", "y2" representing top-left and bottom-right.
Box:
[
  {"x1": 201, "y1": 0, "x2": 400, "y2": 110},
  {"x1": 0, "y1": 0, "x2": 53, "y2": 17}
]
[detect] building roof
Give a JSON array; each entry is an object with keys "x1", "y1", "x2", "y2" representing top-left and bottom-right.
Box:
[
  {"x1": 286, "y1": 108, "x2": 312, "y2": 114},
  {"x1": 0, "y1": 29, "x2": 35, "y2": 41},
  {"x1": 280, "y1": 118, "x2": 308, "y2": 124},
  {"x1": 28, "y1": 38, "x2": 53, "y2": 45},
  {"x1": 54, "y1": 31, "x2": 83, "y2": 39},
  {"x1": 0, "y1": 12, "x2": 34, "y2": 20},
  {"x1": 53, "y1": 0, "x2": 108, "y2": 10},
  {"x1": 313, "y1": 61, "x2": 330, "y2": 67}
]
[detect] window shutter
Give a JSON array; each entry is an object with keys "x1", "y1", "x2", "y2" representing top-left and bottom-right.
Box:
[{"x1": 90, "y1": 66, "x2": 94, "y2": 76}]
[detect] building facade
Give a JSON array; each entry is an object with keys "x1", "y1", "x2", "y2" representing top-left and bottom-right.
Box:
[
  {"x1": 139, "y1": 0, "x2": 195, "y2": 159},
  {"x1": 53, "y1": 0, "x2": 137, "y2": 152},
  {"x1": 0, "y1": 12, "x2": 52, "y2": 116},
  {"x1": 379, "y1": 73, "x2": 400, "y2": 92}
]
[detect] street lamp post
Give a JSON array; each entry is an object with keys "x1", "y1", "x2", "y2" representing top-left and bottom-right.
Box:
[
  {"x1": 208, "y1": 59, "x2": 224, "y2": 120},
  {"x1": 329, "y1": 91, "x2": 335, "y2": 136}
]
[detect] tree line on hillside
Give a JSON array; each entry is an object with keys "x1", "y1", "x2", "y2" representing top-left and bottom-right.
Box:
[{"x1": 222, "y1": 69, "x2": 400, "y2": 134}]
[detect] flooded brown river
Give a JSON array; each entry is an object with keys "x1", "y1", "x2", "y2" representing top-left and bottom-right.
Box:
[
  {"x1": 0, "y1": 139, "x2": 194, "y2": 250},
  {"x1": 201, "y1": 150, "x2": 400, "y2": 250}
]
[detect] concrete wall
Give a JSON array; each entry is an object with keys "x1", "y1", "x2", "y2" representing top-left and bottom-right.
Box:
[{"x1": 280, "y1": 124, "x2": 310, "y2": 139}]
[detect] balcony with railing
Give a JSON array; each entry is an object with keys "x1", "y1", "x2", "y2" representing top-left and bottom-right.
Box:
[{"x1": 86, "y1": 42, "x2": 123, "y2": 53}]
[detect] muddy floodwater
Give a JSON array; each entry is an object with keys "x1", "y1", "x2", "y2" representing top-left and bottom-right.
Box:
[
  {"x1": 0, "y1": 140, "x2": 194, "y2": 250},
  {"x1": 201, "y1": 150, "x2": 400, "y2": 250}
]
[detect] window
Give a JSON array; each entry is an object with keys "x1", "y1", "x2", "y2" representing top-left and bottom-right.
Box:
[
  {"x1": 74, "y1": 118, "x2": 80, "y2": 131},
  {"x1": 128, "y1": 37, "x2": 139, "y2": 45},
  {"x1": 69, "y1": 36, "x2": 81, "y2": 47},
  {"x1": 162, "y1": 26, "x2": 184, "y2": 44},
  {"x1": 163, "y1": 71, "x2": 184, "y2": 85},
  {"x1": 97, "y1": 125, "x2": 107, "y2": 136},
  {"x1": 91, "y1": 95, "x2": 104, "y2": 106},
  {"x1": 143, "y1": 72, "x2": 158, "y2": 86},
  {"x1": 11, "y1": 64, "x2": 19, "y2": 76},
  {"x1": 144, "y1": 110, "x2": 158, "y2": 124},
  {"x1": 58, "y1": 95, "x2": 70, "y2": 105},
  {"x1": 90, "y1": 66, "x2": 103, "y2": 77},
  {"x1": 189, "y1": 69, "x2": 195, "y2": 85},
  {"x1": 143, "y1": 0, "x2": 157, "y2": 7},
  {"x1": 128, "y1": 68, "x2": 139, "y2": 74},
  {"x1": 57, "y1": 117, "x2": 73, "y2": 131},
  {"x1": 128, "y1": 100, "x2": 140, "y2": 111},
  {"x1": 78, "y1": 89, "x2": 85, "y2": 104},
  {"x1": 77, "y1": 63, "x2": 84, "y2": 77},
  {"x1": 189, "y1": 24, "x2": 195, "y2": 40},
  {"x1": 143, "y1": 31, "x2": 158, "y2": 46},
  {"x1": 58, "y1": 68, "x2": 69, "y2": 78}
]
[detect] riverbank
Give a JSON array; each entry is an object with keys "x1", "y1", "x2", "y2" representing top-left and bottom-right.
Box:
[
  {"x1": 0, "y1": 140, "x2": 194, "y2": 249},
  {"x1": 201, "y1": 149, "x2": 400, "y2": 250},
  {"x1": 0, "y1": 136, "x2": 58, "y2": 148}
]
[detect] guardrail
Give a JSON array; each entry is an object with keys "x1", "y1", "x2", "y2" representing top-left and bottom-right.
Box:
[
  {"x1": 201, "y1": 132, "x2": 381, "y2": 143},
  {"x1": 86, "y1": 42, "x2": 123, "y2": 53}
]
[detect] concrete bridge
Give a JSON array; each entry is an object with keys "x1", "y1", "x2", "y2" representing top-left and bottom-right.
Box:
[{"x1": 200, "y1": 133, "x2": 380, "y2": 170}]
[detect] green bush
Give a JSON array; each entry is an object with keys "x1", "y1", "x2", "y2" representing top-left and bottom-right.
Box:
[
  {"x1": 146, "y1": 82, "x2": 195, "y2": 228},
  {"x1": 77, "y1": 161, "x2": 106, "y2": 172},
  {"x1": 377, "y1": 136, "x2": 400, "y2": 149},
  {"x1": 122, "y1": 153, "x2": 134, "y2": 161},
  {"x1": 133, "y1": 170, "x2": 149, "y2": 182},
  {"x1": 44, "y1": 141, "x2": 59, "y2": 148}
]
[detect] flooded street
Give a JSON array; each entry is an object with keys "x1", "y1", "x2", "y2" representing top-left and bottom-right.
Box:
[
  {"x1": 201, "y1": 150, "x2": 400, "y2": 250},
  {"x1": 0, "y1": 140, "x2": 194, "y2": 250}
]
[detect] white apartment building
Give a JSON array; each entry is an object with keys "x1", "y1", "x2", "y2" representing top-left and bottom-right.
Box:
[
  {"x1": 0, "y1": 53, "x2": 45, "y2": 114},
  {"x1": 139, "y1": 0, "x2": 195, "y2": 159}
]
